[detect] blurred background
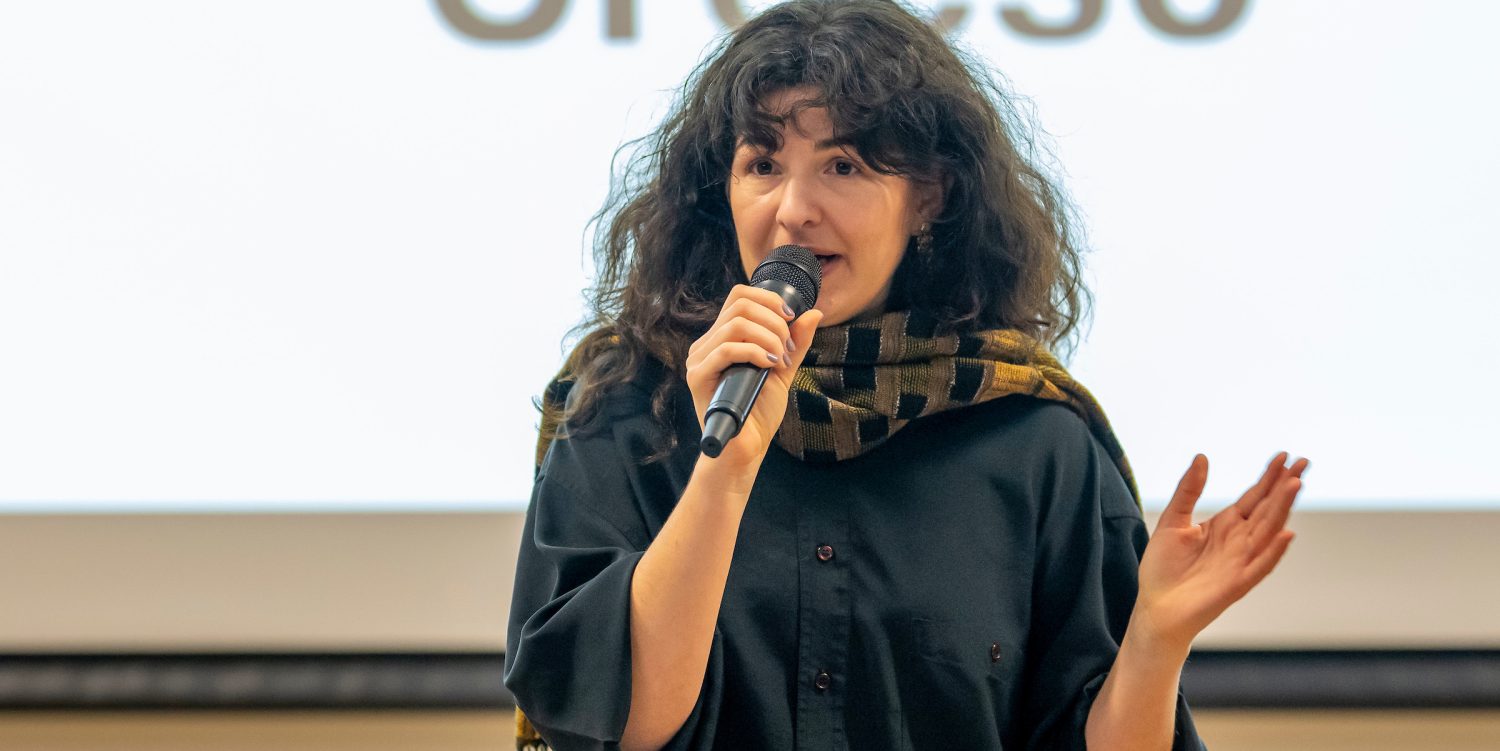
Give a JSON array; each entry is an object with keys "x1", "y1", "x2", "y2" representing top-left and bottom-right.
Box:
[{"x1": 1, "y1": 0, "x2": 1496, "y2": 748}]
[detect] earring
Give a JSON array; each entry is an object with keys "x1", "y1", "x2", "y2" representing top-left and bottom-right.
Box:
[{"x1": 915, "y1": 222, "x2": 934, "y2": 255}]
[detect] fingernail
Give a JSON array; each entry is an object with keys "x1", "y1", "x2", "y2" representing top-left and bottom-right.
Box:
[
  {"x1": 785, "y1": 337, "x2": 796, "y2": 354},
  {"x1": 782, "y1": 302, "x2": 794, "y2": 318},
  {"x1": 766, "y1": 352, "x2": 780, "y2": 364}
]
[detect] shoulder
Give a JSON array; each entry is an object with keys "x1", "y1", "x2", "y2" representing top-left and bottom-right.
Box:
[
  {"x1": 580, "y1": 352, "x2": 690, "y2": 437},
  {"x1": 548, "y1": 346, "x2": 671, "y2": 428},
  {"x1": 925, "y1": 395, "x2": 1099, "y2": 460},
  {"x1": 919, "y1": 396, "x2": 1139, "y2": 520},
  {"x1": 893, "y1": 396, "x2": 1100, "y2": 485},
  {"x1": 534, "y1": 354, "x2": 696, "y2": 545},
  {"x1": 542, "y1": 352, "x2": 689, "y2": 470}
]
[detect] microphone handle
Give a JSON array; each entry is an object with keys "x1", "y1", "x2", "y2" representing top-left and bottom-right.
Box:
[{"x1": 699, "y1": 362, "x2": 772, "y2": 458}]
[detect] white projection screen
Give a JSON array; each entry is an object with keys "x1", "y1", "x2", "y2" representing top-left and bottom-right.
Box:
[{"x1": 0, "y1": 1, "x2": 1496, "y2": 650}]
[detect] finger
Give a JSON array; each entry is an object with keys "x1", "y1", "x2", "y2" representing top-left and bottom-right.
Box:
[
  {"x1": 1239, "y1": 529, "x2": 1295, "y2": 594},
  {"x1": 716, "y1": 285, "x2": 798, "y2": 332},
  {"x1": 1157, "y1": 454, "x2": 1208, "y2": 531},
  {"x1": 1288, "y1": 457, "x2": 1310, "y2": 479},
  {"x1": 1247, "y1": 475, "x2": 1301, "y2": 553},
  {"x1": 1234, "y1": 451, "x2": 1288, "y2": 515},
  {"x1": 699, "y1": 341, "x2": 786, "y2": 380},
  {"x1": 716, "y1": 316, "x2": 794, "y2": 368},
  {"x1": 690, "y1": 301, "x2": 793, "y2": 370},
  {"x1": 1232, "y1": 451, "x2": 1289, "y2": 519},
  {"x1": 783, "y1": 309, "x2": 824, "y2": 370},
  {"x1": 724, "y1": 293, "x2": 795, "y2": 338},
  {"x1": 722, "y1": 295, "x2": 794, "y2": 347}
]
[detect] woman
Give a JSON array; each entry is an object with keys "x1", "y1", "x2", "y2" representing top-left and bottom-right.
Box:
[{"x1": 505, "y1": 1, "x2": 1307, "y2": 749}]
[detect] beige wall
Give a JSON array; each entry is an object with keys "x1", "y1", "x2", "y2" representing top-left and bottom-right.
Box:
[{"x1": 0, "y1": 510, "x2": 1495, "y2": 651}]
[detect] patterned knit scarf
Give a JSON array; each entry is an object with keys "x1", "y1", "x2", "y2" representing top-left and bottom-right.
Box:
[
  {"x1": 516, "y1": 308, "x2": 1138, "y2": 749},
  {"x1": 771, "y1": 308, "x2": 1140, "y2": 506}
]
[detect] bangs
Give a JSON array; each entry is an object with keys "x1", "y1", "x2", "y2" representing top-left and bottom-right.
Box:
[{"x1": 712, "y1": 18, "x2": 941, "y2": 179}]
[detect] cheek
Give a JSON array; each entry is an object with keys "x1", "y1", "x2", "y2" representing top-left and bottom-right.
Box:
[
  {"x1": 726, "y1": 196, "x2": 751, "y2": 247},
  {"x1": 741, "y1": 193, "x2": 778, "y2": 223},
  {"x1": 852, "y1": 190, "x2": 910, "y2": 240},
  {"x1": 730, "y1": 197, "x2": 771, "y2": 241},
  {"x1": 732, "y1": 221, "x2": 759, "y2": 269},
  {"x1": 858, "y1": 211, "x2": 912, "y2": 267}
]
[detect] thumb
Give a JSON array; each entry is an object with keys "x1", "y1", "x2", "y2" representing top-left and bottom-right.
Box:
[
  {"x1": 1158, "y1": 453, "x2": 1208, "y2": 532},
  {"x1": 787, "y1": 309, "x2": 824, "y2": 369}
]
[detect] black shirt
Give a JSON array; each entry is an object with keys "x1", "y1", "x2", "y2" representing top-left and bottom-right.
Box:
[{"x1": 504, "y1": 367, "x2": 1207, "y2": 750}]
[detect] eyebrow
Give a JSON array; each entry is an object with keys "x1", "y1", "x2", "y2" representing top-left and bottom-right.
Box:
[{"x1": 737, "y1": 137, "x2": 854, "y2": 152}]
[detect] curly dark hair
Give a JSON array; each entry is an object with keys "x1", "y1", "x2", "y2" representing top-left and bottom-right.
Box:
[{"x1": 539, "y1": 0, "x2": 1092, "y2": 462}]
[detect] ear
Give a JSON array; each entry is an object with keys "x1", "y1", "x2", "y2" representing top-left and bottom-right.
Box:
[{"x1": 910, "y1": 173, "x2": 948, "y2": 230}]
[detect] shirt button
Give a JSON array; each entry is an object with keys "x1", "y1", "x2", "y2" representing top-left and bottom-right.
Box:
[
  {"x1": 815, "y1": 544, "x2": 835, "y2": 562},
  {"x1": 991, "y1": 642, "x2": 1003, "y2": 663},
  {"x1": 814, "y1": 671, "x2": 832, "y2": 691}
]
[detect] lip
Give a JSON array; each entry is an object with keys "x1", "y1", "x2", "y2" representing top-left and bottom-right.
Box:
[{"x1": 770, "y1": 246, "x2": 840, "y2": 277}]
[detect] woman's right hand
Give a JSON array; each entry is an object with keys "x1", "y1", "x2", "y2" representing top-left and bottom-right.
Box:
[{"x1": 685, "y1": 284, "x2": 823, "y2": 474}]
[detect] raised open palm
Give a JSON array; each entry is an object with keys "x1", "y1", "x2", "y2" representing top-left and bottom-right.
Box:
[{"x1": 1131, "y1": 452, "x2": 1309, "y2": 650}]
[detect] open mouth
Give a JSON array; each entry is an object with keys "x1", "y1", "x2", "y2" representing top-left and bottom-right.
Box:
[{"x1": 814, "y1": 254, "x2": 839, "y2": 274}]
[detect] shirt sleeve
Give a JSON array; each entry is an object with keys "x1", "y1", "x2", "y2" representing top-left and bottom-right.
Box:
[
  {"x1": 503, "y1": 415, "x2": 725, "y2": 751},
  {"x1": 1018, "y1": 417, "x2": 1208, "y2": 750}
]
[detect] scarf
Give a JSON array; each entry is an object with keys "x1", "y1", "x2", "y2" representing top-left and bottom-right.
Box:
[
  {"x1": 773, "y1": 309, "x2": 1140, "y2": 506},
  {"x1": 532, "y1": 308, "x2": 1139, "y2": 506},
  {"x1": 516, "y1": 308, "x2": 1138, "y2": 749}
]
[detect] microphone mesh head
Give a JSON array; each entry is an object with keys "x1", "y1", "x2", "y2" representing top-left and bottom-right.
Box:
[{"x1": 750, "y1": 244, "x2": 821, "y2": 310}]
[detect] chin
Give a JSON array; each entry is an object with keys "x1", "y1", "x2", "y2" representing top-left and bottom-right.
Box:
[{"x1": 811, "y1": 302, "x2": 841, "y2": 326}]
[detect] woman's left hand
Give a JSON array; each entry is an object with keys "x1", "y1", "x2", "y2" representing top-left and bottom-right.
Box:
[{"x1": 1129, "y1": 452, "x2": 1309, "y2": 653}]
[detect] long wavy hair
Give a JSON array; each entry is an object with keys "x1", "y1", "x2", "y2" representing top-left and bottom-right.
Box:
[{"x1": 539, "y1": 0, "x2": 1092, "y2": 462}]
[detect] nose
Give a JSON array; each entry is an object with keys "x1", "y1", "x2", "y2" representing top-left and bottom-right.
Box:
[{"x1": 773, "y1": 174, "x2": 821, "y2": 232}]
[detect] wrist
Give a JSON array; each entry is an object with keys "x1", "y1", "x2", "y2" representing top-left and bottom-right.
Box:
[
  {"x1": 693, "y1": 452, "x2": 763, "y2": 499},
  {"x1": 1123, "y1": 609, "x2": 1194, "y2": 663}
]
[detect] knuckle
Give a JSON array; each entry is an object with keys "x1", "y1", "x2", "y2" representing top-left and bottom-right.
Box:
[{"x1": 738, "y1": 318, "x2": 769, "y2": 342}]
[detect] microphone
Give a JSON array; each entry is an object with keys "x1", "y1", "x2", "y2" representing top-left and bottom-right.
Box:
[{"x1": 699, "y1": 244, "x2": 822, "y2": 458}]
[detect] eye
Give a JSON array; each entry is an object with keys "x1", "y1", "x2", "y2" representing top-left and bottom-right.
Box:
[
  {"x1": 832, "y1": 158, "x2": 859, "y2": 176},
  {"x1": 749, "y1": 158, "x2": 774, "y2": 175}
]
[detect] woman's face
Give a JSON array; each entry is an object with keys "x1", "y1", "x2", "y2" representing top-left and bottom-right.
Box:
[{"x1": 728, "y1": 87, "x2": 938, "y2": 327}]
